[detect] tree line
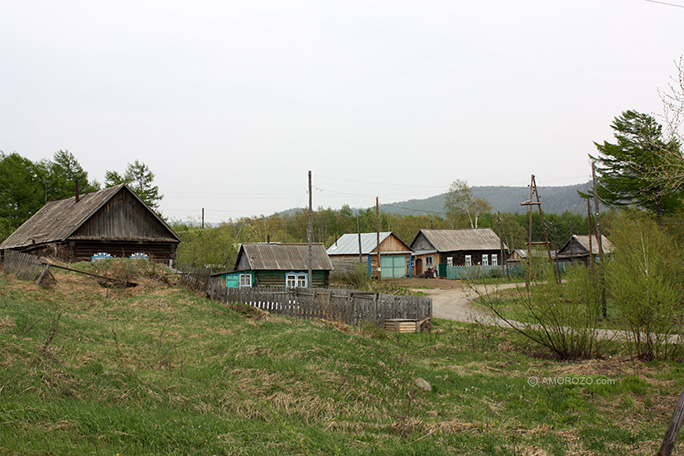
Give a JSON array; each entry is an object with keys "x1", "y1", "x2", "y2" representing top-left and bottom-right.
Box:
[{"x1": 0, "y1": 150, "x2": 161, "y2": 241}]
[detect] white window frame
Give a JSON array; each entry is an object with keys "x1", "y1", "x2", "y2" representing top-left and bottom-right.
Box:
[
  {"x1": 239, "y1": 273, "x2": 252, "y2": 288},
  {"x1": 286, "y1": 273, "x2": 308, "y2": 288},
  {"x1": 482, "y1": 254, "x2": 489, "y2": 266},
  {"x1": 446, "y1": 257, "x2": 453, "y2": 267},
  {"x1": 465, "y1": 255, "x2": 472, "y2": 266},
  {"x1": 491, "y1": 254, "x2": 498, "y2": 267}
]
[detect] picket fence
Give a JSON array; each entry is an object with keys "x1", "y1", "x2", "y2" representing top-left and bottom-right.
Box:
[
  {"x1": 205, "y1": 280, "x2": 431, "y2": 325},
  {"x1": 2, "y1": 250, "x2": 46, "y2": 281}
]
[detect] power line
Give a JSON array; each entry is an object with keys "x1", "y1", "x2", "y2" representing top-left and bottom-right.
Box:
[{"x1": 645, "y1": 0, "x2": 684, "y2": 8}]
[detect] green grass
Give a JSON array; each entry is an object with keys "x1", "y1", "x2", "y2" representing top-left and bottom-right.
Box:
[{"x1": 0, "y1": 264, "x2": 681, "y2": 455}]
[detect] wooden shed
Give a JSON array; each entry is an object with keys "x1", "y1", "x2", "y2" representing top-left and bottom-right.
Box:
[
  {"x1": 555, "y1": 234, "x2": 614, "y2": 266},
  {"x1": 410, "y1": 229, "x2": 507, "y2": 277},
  {"x1": 326, "y1": 232, "x2": 413, "y2": 279},
  {"x1": 214, "y1": 243, "x2": 333, "y2": 288},
  {"x1": 0, "y1": 184, "x2": 180, "y2": 266}
]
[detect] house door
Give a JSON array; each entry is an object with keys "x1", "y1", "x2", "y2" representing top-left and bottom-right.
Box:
[
  {"x1": 381, "y1": 256, "x2": 406, "y2": 279},
  {"x1": 415, "y1": 258, "x2": 423, "y2": 276}
]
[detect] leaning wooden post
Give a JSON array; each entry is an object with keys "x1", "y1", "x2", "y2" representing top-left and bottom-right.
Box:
[{"x1": 659, "y1": 382, "x2": 684, "y2": 456}]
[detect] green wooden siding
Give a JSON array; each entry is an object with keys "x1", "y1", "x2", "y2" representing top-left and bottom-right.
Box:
[
  {"x1": 218, "y1": 271, "x2": 254, "y2": 288},
  {"x1": 254, "y1": 270, "x2": 329, "y2": 288}
]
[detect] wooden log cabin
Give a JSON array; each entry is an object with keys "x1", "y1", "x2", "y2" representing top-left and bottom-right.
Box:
[
  {"x1": 410, "y1": 228, "x2": 507, "y2": 277},
  {"x1": 0, "y1": 184, "x2": 181, "y2": 265}
]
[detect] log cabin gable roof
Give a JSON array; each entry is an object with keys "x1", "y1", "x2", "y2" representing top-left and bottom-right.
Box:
[{"x1": 0, "y1": 184, "x2": 180, "y2": 249}]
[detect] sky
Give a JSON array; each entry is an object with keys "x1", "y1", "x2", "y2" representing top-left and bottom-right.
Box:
[{"x1": 1, "y1": 0, "x2": 683, "y2": 223}]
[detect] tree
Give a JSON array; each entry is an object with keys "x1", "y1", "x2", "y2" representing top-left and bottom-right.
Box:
[
  {"x1": 590, "y1": 110, "x2": 682, "y2": 220},
  {"x1": 0, "y1": 152, "x2": 43, "y2": 224},
  {"x1": 444, "y1": 179, "x2": 491, "y2": 229},
  {"x1": 105, "y1": 160, "x2": 162, "y2": 210},
  {"x1": 48, "y1": 150, "x2": 98, "y2": 200}
]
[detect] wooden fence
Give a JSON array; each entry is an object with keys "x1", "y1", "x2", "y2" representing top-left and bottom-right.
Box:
[
  {"x1": 178, "y1": 266, "x2": 212, "y2": 293},
  {"x1": 204, "y1": 276, "x2": 432, "y2": 325},
  {"x1": 3, "y1": 250, "x2": 46, "y2": 281}
]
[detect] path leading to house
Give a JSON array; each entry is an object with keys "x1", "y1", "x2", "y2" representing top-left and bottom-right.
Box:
[{"x1": 403, "y1": 278, "x2": 519, "y2": 325}]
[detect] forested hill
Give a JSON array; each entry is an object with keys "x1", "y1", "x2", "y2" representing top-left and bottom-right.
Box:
[{"x1": 380, "y1": 182, "x2": 597, "y2": 217}]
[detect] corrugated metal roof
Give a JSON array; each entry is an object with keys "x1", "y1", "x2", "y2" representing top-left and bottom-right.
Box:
[
  {"x1": 414, "y1": 229, "x2": 505, "y2": 252},
  {"x1": 0, "y1": 184, "x2": 180, "y2": 249},
  {"x1": 326, "y1": 232, "x2": 393, "y2": 255},
  {"x1": 235, "y1": 243, "x2": 334, "y2": 271}
]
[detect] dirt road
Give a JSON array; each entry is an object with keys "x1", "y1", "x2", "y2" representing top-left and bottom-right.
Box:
[{"x1": 409, "y1": 280, "x2": 519, "y2": 324}]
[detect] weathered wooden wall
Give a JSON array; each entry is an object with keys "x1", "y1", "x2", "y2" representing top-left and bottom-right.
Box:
[
  {"x1": 73, "y1": 189, "x2": 176, "y2": 241},
  {"x1": 254, "y1": 270, "x2": 328, "y2": 288},
  {"x1": 379, "y1": 234, "x2": 412, "y2": 253}
]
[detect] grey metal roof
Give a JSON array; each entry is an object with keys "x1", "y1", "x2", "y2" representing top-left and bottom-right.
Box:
[
  {"x1": 326, "y1": 232, "x2": 394, "y2": 255},
  {"x1": 412, "y1": 229, "x2": 505, "y2": 252},
  {"x1": 235, "y1": 243, "x2": 334, "y2": 271},
  {"x1": 0, "y1": 184, "x2": 180, "y2": 250}
]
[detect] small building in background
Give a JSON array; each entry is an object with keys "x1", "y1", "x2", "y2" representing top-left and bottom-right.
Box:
[
  {"x1": 214, "y1": 243, "x2": 333, "y2": 288},
  {"x1": 410, "y1": 228, "x2": 507, "y2": 277},
  {"x1": 326, "y1": 232, "x2": 413, "y2": 279},
  {"x1": 0, "y1": 184, "x2": 180, "y2": 266},
  {"x1": 555, "y1": 234, "x2": 614, "y2": 266}
]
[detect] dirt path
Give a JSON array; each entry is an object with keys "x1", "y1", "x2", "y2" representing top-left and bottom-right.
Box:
[
  {"x1": 411, "y1": 281, "x2": 519, "y2": 324},
  {"x1": 409, "y1": 280, "x2": 680, "y2": 344}
]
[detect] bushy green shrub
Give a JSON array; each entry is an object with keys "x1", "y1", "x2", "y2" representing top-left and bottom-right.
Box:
[{"x1": 605, "y1": 213, "x2": 684, "y2": 360}]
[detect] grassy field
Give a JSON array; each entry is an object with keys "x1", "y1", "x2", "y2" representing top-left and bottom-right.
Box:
[{"x1": 1, "y1": 261, "x2": 683, "y2": 455}]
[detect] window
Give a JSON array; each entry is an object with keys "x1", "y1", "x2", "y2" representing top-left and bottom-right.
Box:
[
  {"x1": 446, "y1": 257, "x2": 453, "y2": 267},
  {"x1": 426, "y1": 256, "x2": 433, "y2": 266},
  {"x1": 482, "y1": 254, "x2": 489, "y2": 266},
  {"x1": 465, "y1": 255, "x2": 472, "y2": 266},
  {"x1": 239, "y1": 274, "x2": 252, "y2": 288},
  {"x1": 286, "y1": 273, "x2": 308, "y2": 288},
  {"x1": 491, "y1": 254, "x2": 498, "y2": 267}
]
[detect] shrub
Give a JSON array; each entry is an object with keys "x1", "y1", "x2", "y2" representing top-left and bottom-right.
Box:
[
  {"x1": 605, "y1": 213, "x2": 684, "y2": 360},
  {"x1": 480, "y1": 263, "x2": 605, "y2": 360}
]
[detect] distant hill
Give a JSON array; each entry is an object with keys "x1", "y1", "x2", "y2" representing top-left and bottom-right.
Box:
[
  {"x1": 381, "y1": 182, "x2": 597, "y2": 217},
  {"x1": 278, "y1": 182, "x2": 601, "y2": 218}
]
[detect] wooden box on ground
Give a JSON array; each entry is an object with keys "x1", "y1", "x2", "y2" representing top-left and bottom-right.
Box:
[{"x1": 384, "y1": 319, "x2": 419, "y2": 333}]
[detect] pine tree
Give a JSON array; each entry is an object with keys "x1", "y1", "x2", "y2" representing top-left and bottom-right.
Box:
[{"x1": 591, "y1": 110, "x2": 682, "y2": 220}]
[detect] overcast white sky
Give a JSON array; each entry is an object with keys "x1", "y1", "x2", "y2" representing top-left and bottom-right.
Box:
[{"x1": 1, "y1": 0, "x2": 683, "y2": 222}]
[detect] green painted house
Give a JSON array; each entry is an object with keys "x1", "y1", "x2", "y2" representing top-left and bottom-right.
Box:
[{"x1": 214, "y1": 243, "x2": 333, "y2": 288}]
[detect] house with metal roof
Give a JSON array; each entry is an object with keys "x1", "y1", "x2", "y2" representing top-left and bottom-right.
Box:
[
  {"x1": 214, "y1": 243, "x2": 333, "y2": 288},
  {"x1": 409, "y1": 228, "x2": 507, "y2": 277},
  {"x1": 326, "y1": 232, "x2": 412, "y2": 279},
  {"x1": 0, "y1": 184, "x2": 180, "y2": 265}
]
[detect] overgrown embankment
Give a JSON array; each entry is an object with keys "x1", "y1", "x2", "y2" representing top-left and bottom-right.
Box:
[{"x1": 0, "y1": 261, "x2": 682, "y2": 455}]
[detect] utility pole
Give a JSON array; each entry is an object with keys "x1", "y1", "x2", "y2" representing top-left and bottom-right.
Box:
[
  {"x1": 587, "y1": 199, "x2": 594, "y2": 270},
  {"x1": 357, "y1": 215, "x2": 362, "y2": 264},
  {"x1": 308, "y1": 171, "x2": 313, "y2": 289},
  {"x1": 202, "y1": 208, "x2": 205, "y2": 229},
  {"x1": 569, "y1": 220, "x2": 574, "y2": 265},
  {"x1": 376, "y1": 197, "x2": 381, "y2": 280},
  {"x1": 497, "y1": 212, "x2": 506, "y2": 280},
  {"x1": 521, "y1": 175, "x2": 559, "y2": 286},
  {"x1": 591, "y1": 162, "x2": 607, "y2": 318}
]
